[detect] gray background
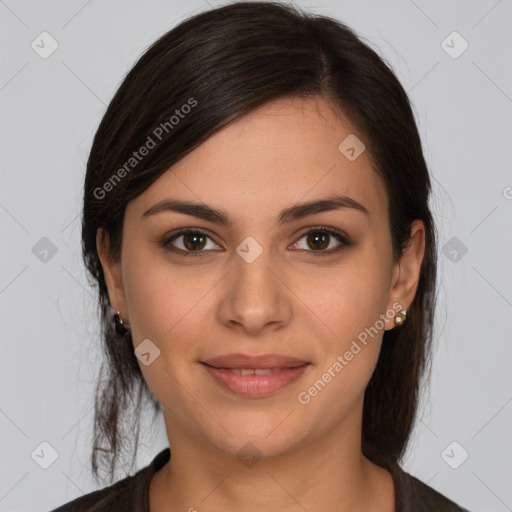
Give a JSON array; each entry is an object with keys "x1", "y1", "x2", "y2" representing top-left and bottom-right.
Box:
[{"x1": 1, "y1": 0, "x2": 511, "y2": 511}]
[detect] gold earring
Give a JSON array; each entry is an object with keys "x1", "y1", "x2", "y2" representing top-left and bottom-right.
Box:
[
  {"x1": 113, "y1": 310, "x2": 129, "y2": 335},
  {"x1": 394, "y1": 309, "x2": 407, "y2": 326}
]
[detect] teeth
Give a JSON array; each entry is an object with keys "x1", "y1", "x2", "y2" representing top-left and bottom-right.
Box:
[
  {"x1": 226, "y1": 368, "x2": 280, "y2": 375},
  {"x1": 254, "y1": 369, "x2": 273, "y2": 375}
]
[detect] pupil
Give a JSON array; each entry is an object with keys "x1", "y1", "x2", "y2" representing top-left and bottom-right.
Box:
[
  {"x1": 185, "y1": 233, "x2": 205, "y2": 250},
  {"x1": 308, "y1": 232, "x2": 328, "y2": 250}
]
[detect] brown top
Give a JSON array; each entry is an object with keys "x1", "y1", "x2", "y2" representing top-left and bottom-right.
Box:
[{"x1": 50, "y1": 448, "x2": 470, "y2": 512}]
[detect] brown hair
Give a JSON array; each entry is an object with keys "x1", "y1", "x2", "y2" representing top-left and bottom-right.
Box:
[{"x1": 81, "y1": 0, "x2": 437, "y2": 483}]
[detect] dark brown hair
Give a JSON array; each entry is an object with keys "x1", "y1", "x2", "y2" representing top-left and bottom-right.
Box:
[{"x1": 81, "y1": 0, "x2": 437, "y2": 484}]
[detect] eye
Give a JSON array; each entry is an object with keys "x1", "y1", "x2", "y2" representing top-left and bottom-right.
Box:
[
  {"x1": 161, "y1": 228, "x2": 220, "y2": 256},
  {"x1": 290, "y1": 226, "x2": 351, "y2": 255},
  {"x1": 160, "y1": 226, "x2": 351, "y2": 257}
]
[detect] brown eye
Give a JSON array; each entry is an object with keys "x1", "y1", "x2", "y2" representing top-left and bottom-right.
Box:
[
  {"x1": 306, "y1": 231, "x2": 330, "y2": 250},
  {"x1": 161, "y1": 229, "x2": 219, "y2": 256},
  {"x1": 182, "y1": 232, "x2": 207, "y2": 251},
  {"x1": 291, "y1": 227, "x2": 352, "y2": 255},
  {"x1": 161, "y1": 226, "x2": 351, "y2": 258}
]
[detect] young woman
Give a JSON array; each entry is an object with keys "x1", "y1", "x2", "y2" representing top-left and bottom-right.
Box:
[{"x1": 51, "y1": 2, "x2": 470, "y2": 511}]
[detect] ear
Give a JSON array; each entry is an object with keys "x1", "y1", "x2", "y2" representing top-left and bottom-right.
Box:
[
  {"x1": 384, "y1": 219, "x2": 426, "y2": 331},
  {"x1": 96, "y1": 227, "x2": 128, "y2": 323}
]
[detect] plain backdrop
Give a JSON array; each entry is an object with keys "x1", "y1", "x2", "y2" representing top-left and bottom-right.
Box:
[{"x1": 1, "y1": 0, "x2": 511, "y2": 511}]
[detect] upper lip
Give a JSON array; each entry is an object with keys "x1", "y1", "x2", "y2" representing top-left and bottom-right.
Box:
[{"x1": 202, "y1": 353, "x2": 309, "y2": 369}]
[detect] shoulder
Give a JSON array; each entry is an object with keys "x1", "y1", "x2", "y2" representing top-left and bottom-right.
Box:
[
  {"x1": 48, "y1": 471, "x2": 141, "y2": 512},
  {"x1": 392, "y1": 463, "x2": 471, "y2": 512},
  {"x1": 48, "y1": 448, "x2": 171, "y2": 512}
]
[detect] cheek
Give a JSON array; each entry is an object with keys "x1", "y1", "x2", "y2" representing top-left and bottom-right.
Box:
[
  {"x1": 296, "y1": 272, "x2": 386, "y2": 419},
  {"x1": 304, "y1": 256, "x2": 389, "y2": 341},
  {"x1": 122, "y1": 244, "x2": 222, "y2": 350},
  {"x1": 295, "y1": 248, "x2": 390, "y2": 386},
  {"x1": 121, "y1": 244, "x2": 182, "y2": 340}
]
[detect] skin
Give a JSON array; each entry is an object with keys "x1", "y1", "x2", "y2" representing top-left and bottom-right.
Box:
[{"x1": 97, "y1": 95, "x2": 425, "y2": 512}]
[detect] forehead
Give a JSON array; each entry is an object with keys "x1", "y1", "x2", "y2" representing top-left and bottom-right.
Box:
[{"x1": 130, "y1": 96, "x2": 388, "y2": 225}]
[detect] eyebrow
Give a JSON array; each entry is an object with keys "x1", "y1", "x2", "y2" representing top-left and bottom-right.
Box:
[{"x1": 142, "y1": 194, "x2": 370, "y2": 226}]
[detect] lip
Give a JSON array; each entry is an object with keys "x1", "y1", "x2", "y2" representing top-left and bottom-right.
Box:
[{"x1": 200, "y1": 353, "x2": 310, "y2": 398}]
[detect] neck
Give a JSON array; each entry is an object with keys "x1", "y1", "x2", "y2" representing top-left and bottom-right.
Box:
[{"x1": 149, "y1": 410, "x2": 395, "y2": 512}]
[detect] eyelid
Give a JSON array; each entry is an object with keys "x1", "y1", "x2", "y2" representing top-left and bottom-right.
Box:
[{"x1": 160, "y1": 225, "x2": 352, "y2": 257}]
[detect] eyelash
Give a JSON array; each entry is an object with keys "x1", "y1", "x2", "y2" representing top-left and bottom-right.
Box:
[{"x1": 159, "y1": 226, "x2": 352, "y2": 258}]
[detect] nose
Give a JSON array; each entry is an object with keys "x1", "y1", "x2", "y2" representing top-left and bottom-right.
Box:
[{"x1": 216, "y1": 243, "x2": 292, "y2": 336}]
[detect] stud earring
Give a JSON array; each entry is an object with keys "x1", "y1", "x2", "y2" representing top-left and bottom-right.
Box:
[
  {"x1": 113, "y1": 310, "x2": 129, "y2": 335},
  {"x1": 394, "y1": 309, "x2": 407, "y2": 327}
]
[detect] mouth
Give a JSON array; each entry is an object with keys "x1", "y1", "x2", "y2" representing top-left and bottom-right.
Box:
[{"x1": 200, "y1": 353, "x2": 311, "y2": 398}]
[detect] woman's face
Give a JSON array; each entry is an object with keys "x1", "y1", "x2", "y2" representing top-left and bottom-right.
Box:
[{"x1": 99, "y1": 96, "x2": 424, "y2": 460}]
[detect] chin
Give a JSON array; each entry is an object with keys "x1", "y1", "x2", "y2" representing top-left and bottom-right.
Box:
[{"x1": 191, "y1": 412, "x2": 302, "y2": 457}]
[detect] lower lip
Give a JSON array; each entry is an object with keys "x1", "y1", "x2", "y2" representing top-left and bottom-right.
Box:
[{"x1": 201, "y1": 363, "x2": 310, "y2": 398}]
